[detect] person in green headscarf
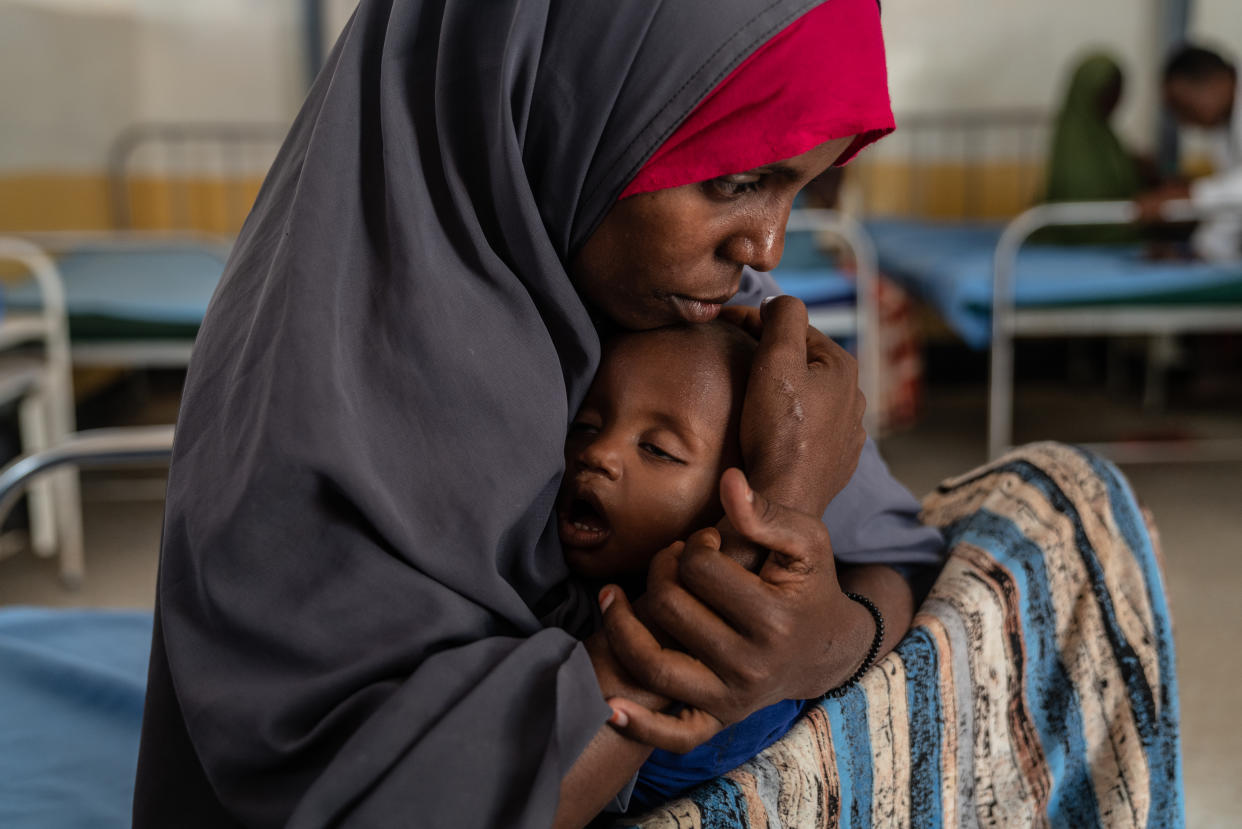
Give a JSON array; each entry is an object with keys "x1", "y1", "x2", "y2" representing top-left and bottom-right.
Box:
[{"x1": 1040, "y1": 52, "x2": 1146, "y2": 243}]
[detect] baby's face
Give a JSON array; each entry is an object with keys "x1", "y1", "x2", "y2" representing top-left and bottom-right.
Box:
[{"x1": 557, "y1": 327, "x2": 744, "y2": 582}]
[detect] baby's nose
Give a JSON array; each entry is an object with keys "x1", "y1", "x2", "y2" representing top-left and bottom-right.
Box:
[{"x1": 575, "y1": 437, "x2": 622, "y2": 481}]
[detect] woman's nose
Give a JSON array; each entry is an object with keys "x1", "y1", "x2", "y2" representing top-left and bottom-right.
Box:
[
  {"x1": 574, "y1": 435, "x2": 622, "y2": 480},
  {"x1": 722, "y1": 205, "x2": 788, "y2": 272}
]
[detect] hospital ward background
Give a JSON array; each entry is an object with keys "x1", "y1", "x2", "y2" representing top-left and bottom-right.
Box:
[{"x1": 0, "y1": 0, "x2": 1239, "y2": 826}]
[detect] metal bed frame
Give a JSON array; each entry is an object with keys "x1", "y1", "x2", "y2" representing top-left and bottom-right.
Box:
[
  {"x1": 0, "y1": 426, "x2": 174, "y2": 533},
  {"x1": 6, "y1": 123, "x2": 284, "y2": 374},
  {"x1": 856, "y1": 108, "x2": 1050, "y2": 220},
  {"x1": 785, "y1": 209, "x2": 881, "y2": 435},
  {"x1": 107, "y1": 121, "x2": 288, "y2": 233},
  {"x1": 13, "y1": 230, "x2": 232, "y2": 369},
  {"x1": 856, "y1": 109, "x2": 1242, "y2": 462},
  {"x1": 0, "y1": 425, "x2": 173, "y2": 586},
  {"x1": 988, "y1": 199, "x2": 1242, "y2": 462},
  {"x1": 0, "y1": 237, "x2": 83, "y2": 583}
]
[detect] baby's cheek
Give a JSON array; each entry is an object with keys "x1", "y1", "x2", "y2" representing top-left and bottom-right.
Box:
[{"x1": 639, "y1": 475, "x2": 719, "y2": 546}]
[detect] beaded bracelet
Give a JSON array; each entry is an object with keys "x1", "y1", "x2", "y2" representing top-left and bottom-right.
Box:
[{"x1": 824, "y1": 592, "x2": 885, "y2": 699}]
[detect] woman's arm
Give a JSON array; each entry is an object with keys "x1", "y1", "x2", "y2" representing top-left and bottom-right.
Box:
[
  {"x1": 554, "y1": 555, "x2": 917, "y2": 827},
  {"x1": 838, "y1": 562, "x2": 915, "y2": 658}
]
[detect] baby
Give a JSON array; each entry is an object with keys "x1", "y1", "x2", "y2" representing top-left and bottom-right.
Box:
[{"x1": 556, "y1": 321, "x2": 811, "y2": 810}]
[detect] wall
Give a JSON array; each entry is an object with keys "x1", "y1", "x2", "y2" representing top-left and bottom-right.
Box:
[
  {"x1": 0, "y1": 0, "x2": 301, "y2": 231},
  {"x1": 856, "y1": 0, "x2": 1242, "y2": 216},
  {"x1": 132, "y1": 1, "x2": 303, "y2": 131},
  {"x1": 1192, "y1": 0, "x2": 1242, "y2": 57},
  {"x1": 4, "y1": 0, "x2": 1242, "y2": 229}
]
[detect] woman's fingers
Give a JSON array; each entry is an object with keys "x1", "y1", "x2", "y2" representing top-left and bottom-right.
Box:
[
  {"x1": 606, "y1": 697, "x2": 725, "y2": 755},
  {"x1": 642, "y1": 538, "x2": 759, "y2": 654},
  {"x1": 804, "y1": 322, "x2": 850, "y2": 367},
  {"x1": 722, "y1": 300, "x2": 834, "y2": 363},
  {"x1": 719, "y1": 305, "x2": 763, "y2": 339},
  {"x1": 719, "y1": 468, "x2": 834, "y2": 584},
  {"x1": 755, "y1": 295, "x2": 810, "y2": 360},
  {"x1": 600, "y1": 585, "x2": 728, "y2": 706}
]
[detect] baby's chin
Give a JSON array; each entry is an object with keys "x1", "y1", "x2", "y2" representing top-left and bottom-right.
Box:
[{"x1": 564, "y1": 547, "x2": 648, "y2": 594}]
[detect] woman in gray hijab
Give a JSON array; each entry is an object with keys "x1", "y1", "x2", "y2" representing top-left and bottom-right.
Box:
[{"x1": 133, "y1": 1, "x2": 943, "y2": 826}]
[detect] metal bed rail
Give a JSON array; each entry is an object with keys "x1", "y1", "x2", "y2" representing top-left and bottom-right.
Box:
[
  {"x1": 0, "y1": 426, "x2": 175, "y2": 535},
  {"x1": 857, "y1": 108, "x2": 1050, "y2": 220},
  {"x1": 988, "y1": 199, "x2": 1242, "y2": 462},
  {"x1": 107, "y1": 121, "x2": 288, "y2": 233},
  {"x1": 0, "y1": 237, "x2": 82, "y2": 581},
  {"x1": 785, "y1": 209, "x2": 881, "y2": 436}
]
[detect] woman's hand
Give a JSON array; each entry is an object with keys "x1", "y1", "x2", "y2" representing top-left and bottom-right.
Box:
[
  {"x1": 599, "y1": 468, "x2": 874, "y2": 753},
  {"x1": 720, "y1": 296, "x2": 866, "y2": 518}
]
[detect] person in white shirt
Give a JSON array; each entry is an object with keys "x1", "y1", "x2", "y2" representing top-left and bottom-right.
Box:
[{"x1": 1137, "y1": 45, "x2": 1242, "y2": 261}]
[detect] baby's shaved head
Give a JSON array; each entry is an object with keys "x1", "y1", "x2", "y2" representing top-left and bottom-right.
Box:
[{"x1": 603, "y1": 320, "x2": 756, "y2": 394}]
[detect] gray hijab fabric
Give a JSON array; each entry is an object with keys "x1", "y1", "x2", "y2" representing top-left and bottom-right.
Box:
[{"x1": 134, "y1": 1, "x2": 941, "y2": 826}]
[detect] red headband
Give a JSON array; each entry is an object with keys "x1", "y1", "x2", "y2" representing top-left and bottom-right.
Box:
[{"x1": 620, "y1": 0, "x2": 894, "y2": 199}]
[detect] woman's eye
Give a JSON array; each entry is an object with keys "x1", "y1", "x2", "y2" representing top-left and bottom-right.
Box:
[
  {"x1": 708, "y1": 172, "x2": 763, "y2": 198},
  {"x1": 640, "y1": 442, "x2": 683, "y2": 464},
  {"x1": 569, "y1": 422, "x2": 599, "y2": 436}
]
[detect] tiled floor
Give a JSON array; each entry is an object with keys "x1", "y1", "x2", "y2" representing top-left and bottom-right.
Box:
[{"x1": 0, "y1": 375, "x2": 1239, "y2": 826}]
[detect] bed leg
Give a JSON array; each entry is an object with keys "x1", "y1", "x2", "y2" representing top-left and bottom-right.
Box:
[
  {"x1": 53, "y1": 467, "x2": 85, "y2": 589},
  {"x1": 988, "y1": 331, "x2": 1014, "y2": 461},
  {"x1": 1141, "y1": 333, "x2": 1177, "y2": 413},
  {"x1": 18, "y1": 390, "x2": 58, "y2": 558}
]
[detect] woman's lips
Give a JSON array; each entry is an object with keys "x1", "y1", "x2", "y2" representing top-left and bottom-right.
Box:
[{"x1": 670, "y1": 295, "x2": 724, "y2": 323}]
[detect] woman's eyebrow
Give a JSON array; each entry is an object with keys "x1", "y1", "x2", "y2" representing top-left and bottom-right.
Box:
[{"x1": 753, "y1": 163, "x2": 802, "y2": 182}]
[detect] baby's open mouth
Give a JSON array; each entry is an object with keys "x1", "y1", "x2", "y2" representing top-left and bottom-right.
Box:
[{"x1": 558, "y1": 494, "x2": 611, "y2": 549}]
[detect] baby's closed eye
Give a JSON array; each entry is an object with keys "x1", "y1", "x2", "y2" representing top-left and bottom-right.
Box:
[{"x1": 640, "y1": 442, "x2": 685, "y2": 464}]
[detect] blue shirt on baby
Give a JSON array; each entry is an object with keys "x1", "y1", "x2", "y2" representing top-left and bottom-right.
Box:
[{"x1": 629, "y1": 697, "x2": 810, "y2": 811}]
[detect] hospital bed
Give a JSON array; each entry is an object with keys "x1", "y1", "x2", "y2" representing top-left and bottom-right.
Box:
[
  {"x1": 6, "y1": 122, "x2": 285, "y2": 370},
  {"x1": 854, "y1": 110, "x2": 1242, "y2": 461},
  {"x1": 0, "y1": 423, "x2": 167, "y2": 826},
  {"x1": 4, "y1": 233, "x2": 230, "y2": 368},
  {"x1": 0, "y1": 124, "x2": 279, "y2": 582},
  {"x1": 0, "y1": 238, "x2": 82, "y2": 584}
]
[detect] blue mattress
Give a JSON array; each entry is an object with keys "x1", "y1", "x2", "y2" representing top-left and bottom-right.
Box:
[
  {"x1": 3, "y1": 245, "x2": 226, "y2": 336},
  {"x1": 0, "y1": 239, "x2": 853, "y2": 337},
  {"x1": 0, "y1": 606, "x2": 150, "y2": 828},
  {"x1": 865, "y1": 218, "x2": 1242, "y2": 348}
]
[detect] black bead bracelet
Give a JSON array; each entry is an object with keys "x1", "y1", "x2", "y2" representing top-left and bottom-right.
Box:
[{"x1": 824, "y1": 591, "x2": 885, "y2": 699}]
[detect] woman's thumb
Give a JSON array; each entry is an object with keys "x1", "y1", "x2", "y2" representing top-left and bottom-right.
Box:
[{"x1": 719, "y1": 468, "x2": 819, "y2": 579}]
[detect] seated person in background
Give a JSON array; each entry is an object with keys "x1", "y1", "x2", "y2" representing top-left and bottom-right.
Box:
[
  {"x1": 557, "y1": 321, "x2": 874, "y2": 812},
  {"x1": 1041, "y1": 53, "x2": 1155, "y2": 244},
  {"x1": 1137, "y1": 45, "x2": 1242, "y2": 261}
]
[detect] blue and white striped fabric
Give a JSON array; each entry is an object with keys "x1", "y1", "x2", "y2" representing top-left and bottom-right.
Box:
[{"x1": 617, "y1": 442, "x2": 1183, "y2": 828}]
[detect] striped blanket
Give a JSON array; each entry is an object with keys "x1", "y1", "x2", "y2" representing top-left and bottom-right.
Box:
[{"x1": 616, "y1": 442, "x2": 1183, "y2": 828}]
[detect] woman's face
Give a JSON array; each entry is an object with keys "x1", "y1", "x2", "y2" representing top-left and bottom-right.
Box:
[{"x1": 571, "y1": 136, "x2": 855, "y2": 330}]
